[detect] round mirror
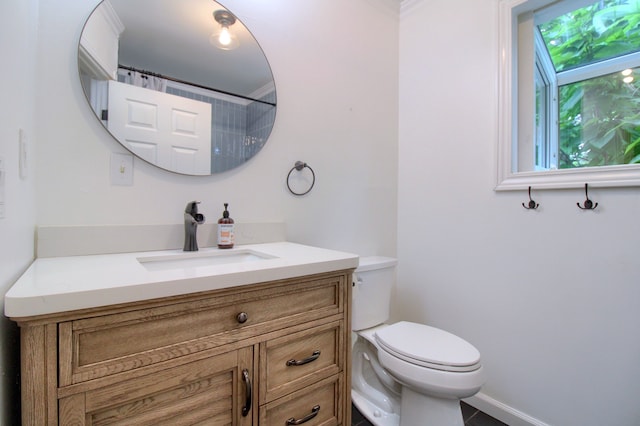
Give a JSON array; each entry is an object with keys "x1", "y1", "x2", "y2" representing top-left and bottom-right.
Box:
[{"x1": 78, "y1": 0, "x2": 276, "y2": 175}]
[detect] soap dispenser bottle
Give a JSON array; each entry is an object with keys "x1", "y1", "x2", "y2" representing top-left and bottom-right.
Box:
[{"x1": 217, "y1": 203, "x2": 235, "y2": 249}]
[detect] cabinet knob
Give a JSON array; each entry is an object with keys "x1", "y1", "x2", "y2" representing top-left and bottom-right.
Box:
[{"x1": 236, "y1": 312, "x2": 248, "y2": 324}]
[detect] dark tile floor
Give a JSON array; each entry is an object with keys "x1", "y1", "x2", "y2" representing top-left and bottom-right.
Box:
[{"x1": 352, "y1": 402, "x2": 508, "y2": 426}]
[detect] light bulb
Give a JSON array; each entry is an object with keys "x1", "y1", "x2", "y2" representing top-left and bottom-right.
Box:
[{"x1": 219, "y1": 26, "x2": 231, "y2": 46}]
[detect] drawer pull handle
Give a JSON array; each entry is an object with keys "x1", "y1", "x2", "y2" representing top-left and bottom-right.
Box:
[
  {"x1": 286, "y1": 350, "x2": 321, "y2": 366},
  {"x1": 286, "y1": 405, "x2": 320, "y2": 425},
  {"x1": 236, "y1": 312, "x2": 248, "y2": 324},
  {"x1": 241, "y1": 369, "x2": 252, "y2": 417}
]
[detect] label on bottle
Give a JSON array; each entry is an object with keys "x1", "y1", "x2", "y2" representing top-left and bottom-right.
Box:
[{"x1": 217, "y1": 223, "x2": 235, "y2": 246}]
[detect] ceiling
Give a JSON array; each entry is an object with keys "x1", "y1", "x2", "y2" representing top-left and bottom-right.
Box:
[{"x1": 104, "y1": 0, "x2": 273, "y2": 97}]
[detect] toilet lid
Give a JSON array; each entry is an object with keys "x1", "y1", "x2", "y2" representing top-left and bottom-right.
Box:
[{"x1": 374, "y1": 321, "x2": 481, "y2": 372}]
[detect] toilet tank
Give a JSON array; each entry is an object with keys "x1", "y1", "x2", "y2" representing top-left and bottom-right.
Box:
[{"x1": 352, "y1": 256, "x2": 397, "y2": 331}]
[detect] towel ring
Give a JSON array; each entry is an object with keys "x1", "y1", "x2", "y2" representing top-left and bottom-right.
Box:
[{"x1": 287, "y1": 161, "x2": 315, "y2": 196}]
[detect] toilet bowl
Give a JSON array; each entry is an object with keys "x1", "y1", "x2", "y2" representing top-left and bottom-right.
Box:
[{"x1": 351, "y1": 257, "x2": 485, "y2": 426}]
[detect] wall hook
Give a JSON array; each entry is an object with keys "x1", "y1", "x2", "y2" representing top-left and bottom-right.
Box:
[
  {"x1": 577, "y1": 183, "x2": 598, "y2": 210},
  {"x1": 522, "y1": 186, "x2": 539, "y2": 210}
]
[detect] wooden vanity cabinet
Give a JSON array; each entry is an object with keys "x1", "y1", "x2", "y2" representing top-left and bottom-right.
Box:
[{"x1": 15, "y1": 270, "x2": 353, "y2": 425}]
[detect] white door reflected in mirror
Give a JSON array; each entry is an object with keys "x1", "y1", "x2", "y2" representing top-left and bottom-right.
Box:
[{"x1": 107, "y1": 81, "x2": 212, "y2": 175}]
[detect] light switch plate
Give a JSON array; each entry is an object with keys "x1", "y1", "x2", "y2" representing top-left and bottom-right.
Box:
[{"x1": 110, "y1": 153, "x2": 134, "y2": 186}]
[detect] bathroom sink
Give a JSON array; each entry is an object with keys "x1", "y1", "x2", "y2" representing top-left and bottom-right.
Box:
[{"x1": 137, "y1": 249, "x2": 275, "y2": 272}]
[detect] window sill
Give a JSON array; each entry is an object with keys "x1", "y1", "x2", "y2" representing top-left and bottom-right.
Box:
[{"x1": 495, "y1": 164, "x2": 640, "y2": 191}]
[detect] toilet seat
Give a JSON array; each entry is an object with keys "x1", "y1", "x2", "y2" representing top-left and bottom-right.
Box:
[{"x1": 374, "y1": 321, "x2": 481, "y2": 372}]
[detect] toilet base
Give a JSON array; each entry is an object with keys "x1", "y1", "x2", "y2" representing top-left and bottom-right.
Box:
[
  {"x1": 400, "y1": 387, "x2": 464, "y2": 426},
  {"x1": 352, "y1": 389, "x2": 399, "y2": 426}
]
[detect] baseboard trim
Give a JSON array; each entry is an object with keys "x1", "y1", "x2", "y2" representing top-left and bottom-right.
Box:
[{"x1": 464, "y1": 393, "x2": 551, "y2": 426}]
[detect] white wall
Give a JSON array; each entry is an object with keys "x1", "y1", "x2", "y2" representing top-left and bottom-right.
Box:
[
  {"x1": 0, "y1": 1, "x2": 39, "y2": 424},
  {"x1": 1, "y1": 0, "x2": 398, "y2": 421},
  {"x1": 398, "y1": 1, "x2": 640, "y2": 425},
  {"x1": 34, "y1": 0, "x2": 399, "y2": 257}
]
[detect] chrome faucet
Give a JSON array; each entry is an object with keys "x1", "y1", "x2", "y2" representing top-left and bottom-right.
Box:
[{"x1": 184, "y1": 201, "x2": 205, "y2": 251}]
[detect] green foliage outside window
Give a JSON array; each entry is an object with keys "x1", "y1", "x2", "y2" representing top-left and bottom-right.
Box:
[{"x1": 539, "y1": 0, "x2": 640, "y2": 168}]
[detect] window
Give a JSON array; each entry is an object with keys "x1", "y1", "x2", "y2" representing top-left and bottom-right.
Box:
[
  {"x1": 497, "y1": 0, "x2": 640, "y2": 190},
  {"x1": 537, "y1": 0, "x2": 640, "y2": 169}
]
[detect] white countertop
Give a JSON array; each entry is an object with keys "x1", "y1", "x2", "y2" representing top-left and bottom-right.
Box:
[{"x1": 4, "y1": 242, "x2": 359, "y2": 318}]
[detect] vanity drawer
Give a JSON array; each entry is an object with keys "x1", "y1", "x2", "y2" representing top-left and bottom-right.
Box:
[
  {"x1": 261, "y1": 321, "x2": 343, "y2": 403},
  {"x1": 260, "y1": 374, "x2": 343, "y2": 426},
  {"x1": 59, "y1": 274, "x2": 346, "y2": 385}
]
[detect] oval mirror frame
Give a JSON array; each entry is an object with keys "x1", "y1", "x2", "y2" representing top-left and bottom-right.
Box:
[{"x1": 78, "y1": 0, "x2": 277, "y2": 176}]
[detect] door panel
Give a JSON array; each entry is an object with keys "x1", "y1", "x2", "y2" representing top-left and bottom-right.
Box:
[{"x1": 108, "y1": 80, "x2": 212, "y2": 175}]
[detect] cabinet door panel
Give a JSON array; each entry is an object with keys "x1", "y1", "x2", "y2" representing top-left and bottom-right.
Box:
[{"x1": 60, "y1": 347, "x2": 253, "y2": 426}]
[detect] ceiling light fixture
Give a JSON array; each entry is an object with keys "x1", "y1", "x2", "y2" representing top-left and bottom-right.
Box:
[
  {"x1": 211, "y1": 10, "x2": 239, "y2": 51},
  {"x1": 622, "y1": 68, "x2": 634, "y2": 84}
]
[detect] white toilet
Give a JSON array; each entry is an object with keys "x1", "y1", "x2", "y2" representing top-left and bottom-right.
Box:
[{"x1": 351, "y1": 257, "x2": 485, "y2": 426}]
